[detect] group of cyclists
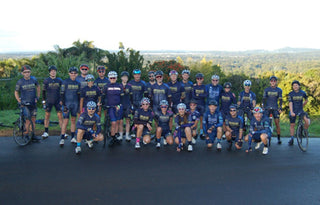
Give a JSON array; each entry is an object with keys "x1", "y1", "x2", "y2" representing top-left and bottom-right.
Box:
[{"x1": 14, "y1": 64, "x2": 310, "y2": 155}]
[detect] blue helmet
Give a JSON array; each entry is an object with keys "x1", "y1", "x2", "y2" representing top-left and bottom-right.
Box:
[{"x1": 87, "y1": 101, "x2": 97, "y2": 109}]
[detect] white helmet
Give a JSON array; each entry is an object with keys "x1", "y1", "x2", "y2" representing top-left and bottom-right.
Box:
[
  {"x1": 177, "y1": 103, "x2": 186, "y2": 110},
  {"x1": 108, "y1": 71, "x2": 118, "y2": 78},
  {"x1": 243, "y1": 80, "x2": 252, "y2": 87},
  {"x1": 211, "y1": 74, "x2": 220, "y2": 80}
]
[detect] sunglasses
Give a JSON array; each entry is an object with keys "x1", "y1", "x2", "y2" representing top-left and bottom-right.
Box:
[
  {"x1": 230, "y1": 109, "x2": 236, "y2": 112},
  {"x1": 156, "y1": 76, "x2": 162, "y2": 78},
  {"x1": 23, "y1": 71, "x2": 31, "y2": 73},
  {"x1": 109, "y1": 77, "x2": 116, "y2": 80},
  {"x1": 196, "y1": 78, "x2": 203, "y2": 80},
  {"x1": 98, "y1": 70, "x2": 105, "y2": 73},
  {"x1": 81, "y1": 69, "x2": 88, "y2": 71},
  {"x1": 70, "y1": 72, "x2": 77, "y2": 74},
  {"x1": 149, "y1": 75, "x2": 155, "y2": 78},
  {"x1": 87, "y1": 107, "x2": 96, "y2": 110},
  {"x1": 142, "y1": 103, "x2": 149, "y2": 106},
  {"x1": 87, "y1": 79, "x2": 94, "y2": 82},
  {"x1": 244, "y1": 84, "x2": 251, "y2": 87},
  {"x1": 212, "y1": 80, "x2": 218, "y2": 82},
  {"x1": 160, "y1": 106, "x2": 168, "y2": 108},
  {"x1": 190, "y1": 104, "x2": 196, "y2": 106}
]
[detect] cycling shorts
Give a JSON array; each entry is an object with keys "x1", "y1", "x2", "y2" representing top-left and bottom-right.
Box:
[
  {"x1": 46, "y1": 102, "x2": 61, "y2": 113},
  {"x1": 264, "y1": 109, "x2": 280, "y2": 119},
  {"x1": 23, "y1": 105, "x2": 37, "y2": 118},
  {"x1": 108, "y1": 106, "x2": 123, "y2": 122},
  {"x1": 64, "y1": 103, "x2": 79, "y2": 118},
  {"x1": 196, "y1": 105, "x2": 205, "y2": 117},
  {"x1": 289, "y1": 112, "x2": 309, "y2": 124}
]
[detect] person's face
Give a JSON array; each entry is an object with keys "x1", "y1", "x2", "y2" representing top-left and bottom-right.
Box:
[
  {"x1": 254, "y1": 112, "x2": 262, "y2": 121},
  {"x1": 109, "y1": 76, "x2": 117, "y2": 83},
  {"x1": 270, "y1": 79, "x2": 277, "y2": 87},
  {"x1": 230, "y1": 108, "x2": 237, "y2": 117},
  {"x1": 212, "y1": 78, "x2": 219, "y2": 86},
  {"x1": 81, "y1": 67, "x2": 89, "y2": 75},
  {"x1": 209, "y1": 105, "x2": 217, "y2": 113},
  {"x1": 244, "y1": 85, "x2": 251, "y2": 92},
  {"x1": 134, "y1": 74, "x2": 141, "y2": 81},
  {"x1": 121, "y1": 75, "x2": 128, "y2": 83},
  {"x1": 156, "y1": 75, "x2": 163, "y2": 83},
  {"x1": 141, "y1": 102, "x2": 149, "y2": 110},
  {"x1": 170, "y1": 74, "x2": 177, "y2": 82},
  {"x1": 22, "y1": 70, "x2": 31, "y2": 79},
  {"x1": 149, "y1": 74, "x2": 155, "y2": 82},
  {"x1": 49, "y1": 70, "x2": 57, "y2": 78},
  {"x1": 98, "y1": 69, "x2": 105, "y2": 78},
  {"x1": 224, "y1": 87, "x2": 231, "y2": 93},
  {"x1": 292, "y1": 83, "x2": 300, "y2": 91},
  {"x1": 182, "y1": 73, "x2": 189, "y2": 81},
  {"x1": 178, "y1": 108, "x2": 185, "y2": 116},
  {"x1": 87, "y1": 80, "x2": 94, "y2": 87},
  {"x1": 189, "y1": 103, "x2": 197, "y2": 110},
  {"x1": 69, "y1": 72, "x2": 78, "y2": 80},
  {"x1": 160, "y1": 105, "x2": 168, "y2": 111},
  {"x1": 196, "y1": 77, "x2": 203, "y2": 85},
  {"x1": 87, "y1": 107, "x2": 96, "y2": 115}
]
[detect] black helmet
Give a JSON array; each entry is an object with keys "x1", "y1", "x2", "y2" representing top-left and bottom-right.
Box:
[
  {"x1": 292, "y1": 80, "x2": 300, "y2": 86},
  {"x1": 48, "y1": 65, "x2": 57, "y2": 72},
  {"x1": 69, "y1": 67, "x2": 78, "y2": 73},
  {"x1": 155, "y1": 70, "x2": 163, "y2": 76},
  {"x1": 121, "y1": 71, "x2": 129, "y2": 77},
  {"x1": 97, "y1": 65, "x2": 106, "y2": 71},
  {"x1": 148, "y1": 71, "x2": 155, "y2": 76},
  {"x1": 270, "y1": 76, "x2": 278, "y2": 81},
  {"x1": 21, "y1": 65, "x2": 31, "y2": 72},
  {"x1": 195, "y1": 73, "x2": 204, "y2": 78},
  {"x1": 208, "y1": 100, "x2": 218, "y2": 106},
  {"x1": 79, "y1": 64, "x2": 89, "y2": 70},
  {"x1": 224, "y1": 82, "x2": 232, "y2": 88}
]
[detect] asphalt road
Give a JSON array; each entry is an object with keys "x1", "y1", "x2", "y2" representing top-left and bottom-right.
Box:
[{"x1": 1, "y1": 136, "x2": 320, "y2": 205}]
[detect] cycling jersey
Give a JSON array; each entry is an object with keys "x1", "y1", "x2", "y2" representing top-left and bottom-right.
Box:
[
  {"x1": 263, "y1": 86, "x2": 283, "y2": 109},
  {"x1": 154, "y1": 111, "x2": 173, "y2": 130},
  {"x1": 146, "y1": 81, "x2": 156, "y2": 97},
  {"x1": 181, "y1": 80, "x2": 193, "y2": 106},
  {"x1": 76, "y1": 75, "x2": 87, "y2": 90},
  {"x1": 220, "y1": 91, "x2": 236, "y2": 117},
  {"x1": 15, "y1": 76, "x2": 39, "y2": 105},
  {"x1": 77, "y1": 112, "x2": 101, "y2": 134},
  {"x1": 225, "y1": 115, "x2": 243, "y2": 134},
  {"x1": 133, "y1": 108, "x2": 154, "y2": 125},
  {"x1": 60, "y1": 78, "x2": 81, "y2": 105},
  {"x1": 202, "y1": 110, "x2": 223, "y2": 134},
  {"x1": 80, "y1": 85, "x2": 101, "y2": 108},
  {"x1": 43, "y1": 77, "x2": 63, "y2": 104},
  {"x1": 206, "y1": 84, "x2": 223, "y2": 107},
  {"x1": 121, "y1": 83, "x2": 133, "y2": 108},
  {"x1": 167, "y1": 81, "x2": 185, "y2": 107},
  {"x1": 102, "y1": 83, "x2": 123, "y2": 106},
  {"x1": 128, "y1": 80, "x2": 148, "y2": 109},
  {"x1": 238, "y1": 90, "x2": 256, "y2": 109},
  {"x1": 192, "y1": 84, "x2": 207, "y2": 106},
  {"x1": 150, "y1": 83, "x2": 171, "y2": 112},
  {"x1": 288, "y1": 90, "x2": 307, "y2": 114},
  {"x1": 94, "y1": 77, "x2": 110, "y2": 92}
]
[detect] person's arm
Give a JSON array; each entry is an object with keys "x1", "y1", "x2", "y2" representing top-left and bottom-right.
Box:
[
  {"x1": 14, "y1": 91, "x2": 21, "y2": 103},
  {"x1": 79, "y1": 98, "x2": 84, "y2": 114}
]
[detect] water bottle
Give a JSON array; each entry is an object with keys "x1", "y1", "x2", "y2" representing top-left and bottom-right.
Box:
[{"x1": 42, "y1": 101, "x2": 46, "y2": 109}]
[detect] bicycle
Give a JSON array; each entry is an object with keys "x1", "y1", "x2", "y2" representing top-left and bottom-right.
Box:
[
  {"x1": 0, "y1": 122, "x2": 13, "y2": 128},
  {"x1": 13, "y1": 103, "x2": 35, "y2": 146},
  {"x1": 295, "y1": 112, "x2": 309, "y2": 152}
]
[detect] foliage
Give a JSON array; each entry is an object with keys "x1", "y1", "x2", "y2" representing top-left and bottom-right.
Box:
[{"x1": 148, "y1": 60, "x2": 188, "y2": 82}]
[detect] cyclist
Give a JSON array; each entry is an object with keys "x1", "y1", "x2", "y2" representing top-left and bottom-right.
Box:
[
  {"x1": 237, "y1": 80, "x2": 256, "y2": 131},
  {"x1": 60, "y1": 67, "x2": 81, "y2": 145},
  {"x1": 76, "y1": 64, "x2": 89, "y2": 90},
  {"x1": 244, "y1": 107, "x2": 270, "y2": 155},
  {"x1": 14, "y1": 65, "x2": 41, "y2": 141},
  {"x1": 102, "y1": 71, "x2": 124, "y2": 146},
  {"x1": 119, "y1": 71, "x2": 133, "y2": 141},
  {"x1": 150, "y1": 70, "x2": 172, "y2": 114},
  {"x1": 75, "y1": 101, "x2": 104, "y2": 154},
  {"x1": 262, "y1": 76, "x2": 283, "y2": 144},
  {"x1": 94, "y1": 65, "x2": 110, "y2": 116},
  {"x1": 192, "y1": 73, "x2": 207, "y2": 139},
  {"x1": 203, "y1": 100, "x2": 223, "y2": 151},
  {"x1": 128, "y1": 69, "x2": 148, "y2": 112},
  {"x1": 154, "y1": 100, "x2": 174, "y2": 148},
  {"x1": 41, "y1": 65, "x2": 63, "y2": 139},
  {"x1": 188, "y1": 99, "x2": 200, "y2": 144},
  {"x1": 288, "y1": 80, "x2": 310, "y2": 146},
  {"x1": 168, "y1": 70, "x2": 185, "y2": 114},
  {"x1": 174, "y1": 103, "x2": 193, "y2": 152},
  {"x1": 146, "y1": 71, "x2": 156, "y2": 97},
  {"x1": 206, "y1": 74, "x2": 223, "y2": 110},
  {"x1": 225, "y1": 105, "x2": 244, "y2": 150},
  {"x1": 220, "y1": 82, "x2": 236, "y2": 138},
  {"x1": 133, "y1": 97, "x2": 154, "y2": 149},
  {"x1": 181, "y1": 69, "x2": 193, "y2": 108},
  {"x1": 79, "y1": 74, "x2": 101, "y2": 115}
]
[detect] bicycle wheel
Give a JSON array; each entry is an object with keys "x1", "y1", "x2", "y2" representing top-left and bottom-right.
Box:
[
  {"x1": 296, "y1": 124, "x2": 308, "y2": 152},
  {"x1": 13, "y1": 118, "x2": 33, "y2": 146}
]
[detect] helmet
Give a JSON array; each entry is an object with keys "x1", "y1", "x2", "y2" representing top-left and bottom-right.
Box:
[
  {"x1": 133, "y1": 69, "x2": 141, "y2": 75},
  {"x1": 189, "y1": 99, "x2": 197, "y2": 105},
  {"x1": 97, "y1": 65, "x2": 106, "y2": 71},
  {"x1": 148, "y1": 71, "x2": 155, "y2": 76},
  {"x1": 224, "y1": 82, "x2": 232, "y2": 88},
  {"x1": 270, "y1": 76, "x2": 278, "y2": 81},
  {"x1": 177, "y1": 103, "x2": 187, "y2": 110},
  {"x1": 121, "y1": 71, "x2": 129, "y2": 77},
  {"x1": 229, "y1": 104, "x2": 237, "y2": 110},
  {"x1": 21, "y1": 65, "x2": 31, "y2": 72},
  {"x1": 155, "y1": 70, "x2": 163, "y2": 76},
  {"x1": 252, "y1": 107, "x2": 263, "y2": 114},
  {"x1": 108, "y1": 71, "x2": 118, "y2": 78},
  {"x1": 243, "y1": 80, "x2": 252, "y2": 87},
  {"x1": 48, "y1": 65, "x2": 57, "y2": 72},
  {"x1": 195, "y1": 73, "x2": 204, "y2": 78},
  {"x1": 140, "y1": 97, "x2": 150, "y2": 105},
  {"x1": 182, "y1": 69, "x2": 190, "y2": 75},
  {"x1": 169, "y1": 70, "x2": 178, "y2": 76},
  {"x1": 85, "y1": 74, "x2": 95, "y2": 81},
  {"x1": 68, "y1": 67, "x2": 78, "y2": 73},
  {"x1": 86, "y1": 101, "x2": 97, "y2": 109},
  {"x1": 211, "y1": 75, "x2": 220, "y2": 80},
  {"x1": 292, "y1": 80, "x2": 300, "y2": 86},
  {"x1": 160, "y1": 100, "x2": 169, "y2": 107},
  {"x1": 79, "y1": 64, "x2": 89, "y2": 70},
  {"x1": 208, "y1": 100, "x2": 218, "y2": 106}
]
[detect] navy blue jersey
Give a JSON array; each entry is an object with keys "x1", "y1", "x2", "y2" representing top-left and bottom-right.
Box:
[
  {"x1": 103, "y1": 83, "x2": 123, "y2": 106},
  {"x1": 15, "y1": 76, "x2": 39, "y2": 105},
  {"x1": 225, "y1": 115, "x2": 243, "y2": 133},
  {"x1": 288, "y1": 90, "x2": 307, "y2": 114},
  {"x1": 181, "y1": 80, "x2": 193, "y2": 106},
  {"x1": 168, "y1": 81, "x2": 185, "y2": 105},
  {"x1": 192, "y1": 84, "x2": 207, "y2": 106},
  {"x1": 220, "y1": 91, "x2": 236, "y2": 113},
  {"x1": 94, "y1": 77, "x2": 110, "y2": 93},
  {"x1": 128, "y1": 80, "x2": 148, "y2": 108},
  {"x1": 121, "y1": 83, "x2": 132, "y2": 107},
  {"x1": 188, "y1": 110, "x2": 200, "y2": 124},
  {"x1": 134, "y1": 108, "x2": 154, "y2": 125},
  {"x1": 146, "y1": 82, "x2": 156, "y2": 97},
  {"x1": 43, "y1": 77, "x2": 63, "y2": 104},
  {"x1": 76, "y1": 75, "x2": 87, "y2": 90},
  {"x1": 203, "y1": 110, "x2": 223, "y2": 134},
  {"x1": 174, "y1": 114, "x2": 193, "y2": 128},
  {"x1": 76, "y1": 112, "x2": 101, "y2": 134},
  {"x1": 154, "y1": 111, "x2": 173, "y2": 129},
  {"x1": 150, "y1": 83, "x2": 172, "y2": 107},
  {"x1": 249, "y1": 117, "x2": 269, "y2": 134},
  {"x1": 206, "y1": 84, "x2": 223, "y2": 106},
  {"x1": 80, "y1": 85, "x2": 101, "y2": 108},
  {"x1": 60, "y1": 78, "x2": 81, "y2": 104},
  {"x1": 238, "y1": 90, "x2": 256, "y2": 109},
  {"x1": 263, "y1": 87, "x2": 283, "y2": 109}
]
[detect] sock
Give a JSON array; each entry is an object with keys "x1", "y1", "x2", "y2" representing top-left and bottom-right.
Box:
[
  {"x1": 77, "y1": 142, "x2": 81, "y2": 147},
  {"x1": 156, "y1": 138, "x2": 161, "y2": 143},
  {"x1": 217, "y1": 139, "x2": 221, "y2": 143},
  {"x1": 136, "y1": 137, "x2": 140, "y2": 143},
  {"x1": 200, "y1": 129, "x2": 203, "y2": 134},
  {"x1": 120, "y1": 132, "x2": 123, "y2": 137},
  {"x1": 291, "y1": 136, "x2": 294, "y2": 140},
  {"x1": 188, "y1": 141, "x2": 192, "y2": 145},
  {"x1": 126, "y1": 132, "x2": 129, "y2": 137},
  {"x1": 45, "y1": 127, "x2": 49, "y2": 133},
  {"x1": 277, "y1": 134, "x2": 281, "y2": 140},
  {"x1": 264, "y1": 144, "x2": 268, "y2": 147},
  {"x1": 60, "y1": 134, "x2": 65, "y2": 139},
  {"x1": 71, "y1": 132, "x2": 75, "y2": 138}
]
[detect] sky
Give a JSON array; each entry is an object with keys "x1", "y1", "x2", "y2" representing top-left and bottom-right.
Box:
[{"x1": 1, "y1": 0, "x2": 319, "y2": 52}]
